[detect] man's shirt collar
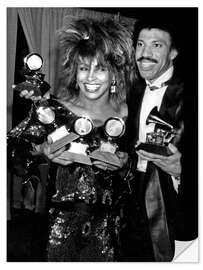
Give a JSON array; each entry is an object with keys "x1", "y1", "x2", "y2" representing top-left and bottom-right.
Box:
[{"x1": 146, "y1": 66, "x2": 174, "y2": 89}]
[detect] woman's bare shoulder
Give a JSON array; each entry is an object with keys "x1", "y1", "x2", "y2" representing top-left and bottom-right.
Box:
[{"x1": 60, "y1": 99, "x2": 84, "y2": 116}]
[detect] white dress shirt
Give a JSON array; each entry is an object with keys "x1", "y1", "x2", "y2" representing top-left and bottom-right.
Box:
[{"x1": 136, "y1": 66, "x2": 180, "y2": 192}]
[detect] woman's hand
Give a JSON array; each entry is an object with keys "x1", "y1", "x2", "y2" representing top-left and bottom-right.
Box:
[
  {"x1": 92, "y1": 151, "x2": 128, "y2": 171},
  {"x1": 34, "y1": 140, "x2": 74, "y2": 166},
  {"x1": 19, "y1": 89, "x2": 42, "y2": 102},
  {"x1": 16, "y1": 87, "x2": 51, "y2": 102}
]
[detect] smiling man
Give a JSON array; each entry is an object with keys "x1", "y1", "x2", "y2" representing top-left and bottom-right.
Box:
[
  {"x1": 121, "y1": 18, "x2": 198, "y2": 262},
  {"x1": 135, "y1": 28, "x2": 177, "y2": 82}
]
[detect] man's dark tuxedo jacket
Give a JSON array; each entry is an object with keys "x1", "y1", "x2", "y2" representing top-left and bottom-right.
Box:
[{"x1": 123, "y1": 74, "x2": 198, "y2": 261}]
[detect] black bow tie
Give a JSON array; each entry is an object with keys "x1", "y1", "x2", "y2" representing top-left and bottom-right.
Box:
[{"x1": 147, "y1": 83, "x2": 167, "y2": 91}]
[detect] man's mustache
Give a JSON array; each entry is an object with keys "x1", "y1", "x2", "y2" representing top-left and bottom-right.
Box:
[{"x1": 136, "y1": 57, "x2": 158, "y2": 63}]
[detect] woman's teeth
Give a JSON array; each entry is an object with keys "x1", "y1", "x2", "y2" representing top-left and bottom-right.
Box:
[{"x1": 85, "y1": 84, "x2": 100, "y2": 91}]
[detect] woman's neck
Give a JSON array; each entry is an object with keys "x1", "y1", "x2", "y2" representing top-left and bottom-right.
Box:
[
  {"x1": 77, "y1": 93, "x2": 110, "y2": 112},
  {"x1": 62, "y1": 94, "x2": 126, "y2": 127}
]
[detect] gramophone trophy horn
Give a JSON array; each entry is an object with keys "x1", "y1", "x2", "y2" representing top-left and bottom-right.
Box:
[
  {"x1": 135, "y1": 106, "x2": 177, "y2": 156},
  {"x1": 146, "y1": 106, "x2": 174, "y2": 130}
]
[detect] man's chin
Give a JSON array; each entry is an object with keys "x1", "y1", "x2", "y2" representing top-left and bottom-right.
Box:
[{"x1": 139, "y1": 70, "x2": 155, "y2": 81}]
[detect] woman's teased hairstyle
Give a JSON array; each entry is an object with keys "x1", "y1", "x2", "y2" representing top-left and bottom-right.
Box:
[{"x1": 57, "y1": 18, "x2": 137, "y2": 109}]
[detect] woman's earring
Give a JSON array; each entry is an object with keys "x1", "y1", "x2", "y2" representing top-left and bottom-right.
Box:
[{"x1": 110, "y1": 80, "x2": 116, "y2": 93}]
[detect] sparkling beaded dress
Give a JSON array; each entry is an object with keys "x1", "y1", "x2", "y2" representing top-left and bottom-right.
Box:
[{"x1": 7, "y1": 99, "x2": 130, "y2": 262}]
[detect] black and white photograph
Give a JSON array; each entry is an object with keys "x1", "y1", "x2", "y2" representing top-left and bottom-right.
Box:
[{"x1": 3, "y1": 0, "x2": 200, "y2": 264}]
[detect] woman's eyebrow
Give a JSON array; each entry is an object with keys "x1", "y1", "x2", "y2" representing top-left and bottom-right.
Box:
[{"x1": 78, "y1": 61, "x2": 89, "y2": 66}]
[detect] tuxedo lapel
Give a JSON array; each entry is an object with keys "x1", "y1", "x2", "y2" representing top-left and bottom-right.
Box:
[
  {"x1": 127, "y1": 80, "x2": 146, "y2": 142},
  {"x1": 159, "y1": 77, "x2": 183, "y2": 123}
]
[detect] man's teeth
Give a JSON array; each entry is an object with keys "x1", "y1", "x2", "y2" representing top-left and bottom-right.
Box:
[{"x1": 140, "y1": 61, "x2": 155, "y2": 68}]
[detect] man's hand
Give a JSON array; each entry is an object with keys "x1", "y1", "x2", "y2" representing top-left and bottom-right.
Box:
[{"x1": 136, "y1": 143, "x2": 182, "y2": 177}]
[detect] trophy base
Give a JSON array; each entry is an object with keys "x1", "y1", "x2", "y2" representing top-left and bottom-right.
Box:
[
  {"x1": 59, "y1": 151, "x2": 92, "y2": 165},
  {"x1": 135, "y1": 143, "x2": 172, "y2": 156},
  {"x1": 49, "y1": 132, "x2": 79, "y2": 153},
  {"x1": 90, "y1": 150, "x2": 122, "y2": 167}
]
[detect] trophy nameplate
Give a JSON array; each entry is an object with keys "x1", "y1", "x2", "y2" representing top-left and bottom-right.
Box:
[
  {"x1": 135, "y1": 106, "x2": 177, "y2": 156},
  {"x1": 90, "y1": 117, "x2": 125, "y2": 167}
]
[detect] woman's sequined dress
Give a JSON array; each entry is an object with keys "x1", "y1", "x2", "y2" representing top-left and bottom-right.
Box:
[
  {"x1": 48, "y1": 159, "x2": 127, "y2": 261},
  {"x1": 7, "y1": 99, "x2": 130, "y2": 262}
]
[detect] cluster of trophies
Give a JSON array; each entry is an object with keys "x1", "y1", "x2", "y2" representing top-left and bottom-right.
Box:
[
  {"x1": 47, "y1": 114, "x2": 126, "y2": 166},
  {"x1": 9, "y1": 53, "x2": 178, "y2": 171},
  {"x1": 9, "y1": 53, "x2": 127, "y2": 168}
]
